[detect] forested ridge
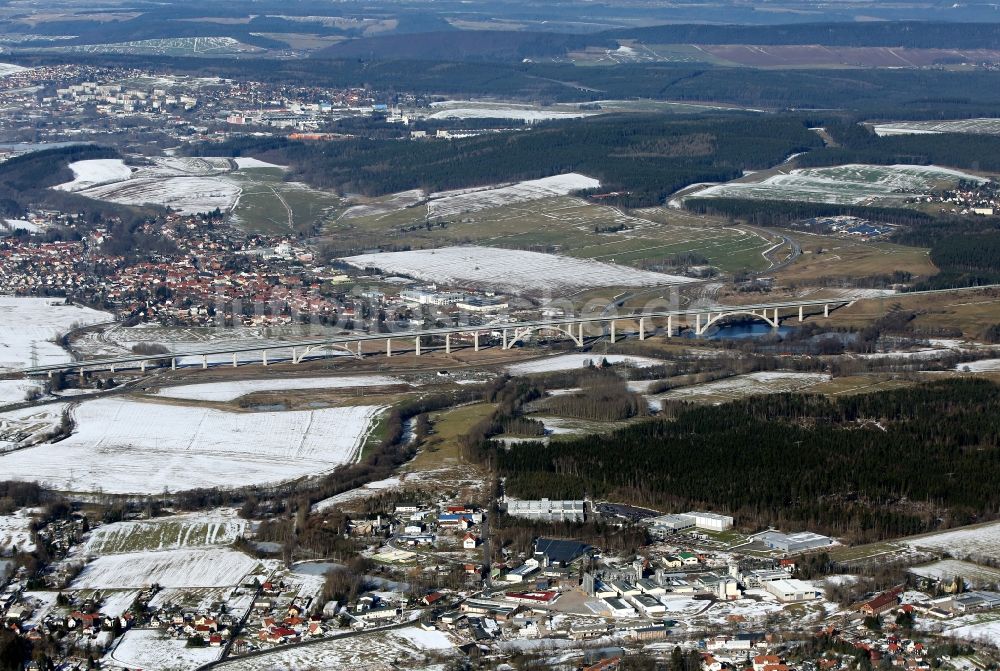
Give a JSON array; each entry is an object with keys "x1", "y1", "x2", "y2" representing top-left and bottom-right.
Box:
[
  {"x1": 684, "y1": 198, "x2": 934, "y2": 228},
  {"x1": 12, "y1": 53, "x2": 1000, "y2": 114},
  {"x1": 472, "y1": 379, "x2": 1000, "y2": 542},
  {"x1": 192, "y1": 114, "x2": 820, "y2": 207},
  {"x1": 609, "y1": 22, "x2": 1000, "y2": 50}
]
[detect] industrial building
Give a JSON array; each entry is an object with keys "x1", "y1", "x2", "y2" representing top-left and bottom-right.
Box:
[
  {"x1": 646, "y1": 511, "x2": 733, "y2": 534},
  {"x1": 763, "y1": 579, "x2": 821, "y2": 603},
  {"x1": 647, "y1": 514, "x2": 696, "y2": 533},
  {"x1": 507, "y1": 499, "x2": 586, "y2": 523},
  {"x1": 758, "y1": 530, "x2": 835, "y2": 554},
  {"x1": 685, "y1": 511, "x2": 735, "y2": 532},
  {"x1": 533, "y1": 538, "x2": 591, "y2": 567}
]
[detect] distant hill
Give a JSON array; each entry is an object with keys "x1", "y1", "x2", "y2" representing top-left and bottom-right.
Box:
[
  {"x1": 608, "y1": 21, "x2": 1000, "y2": 50},
  {"x1": 313, "y1": 30, "x2": 602, "y2": 62}
]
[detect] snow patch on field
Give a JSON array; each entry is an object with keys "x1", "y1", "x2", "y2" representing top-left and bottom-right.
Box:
[
  {"x1": 873, "y1": 118, "x2": 1000, "y2": 137},
  {"x1": 427, "y1": 173, "x2": 601, "y2": 218},
  {"x1": 73, "y1": 547, "x2": 262, "y2": 589},
  {"x1": 942, "y1": 617, "x2": 1000, "y2": 647},
  {"x1": 908, "y1": 559, "x2": 1000, "y2": 587},
  {"x1": 0, "y1": 398, "x2": 385, "y2": 493},
  {"x1": 233, "y1": 157, "x2": 286, "y2": 170},
  {"x1": 85, "y1": 510, "x2": 247, "y2": 554},
  {"x1": 215, "y1": 623, "x2": 452, "y2": 670},
  {"x1": 0, "y1": 509, "x2": 36, "y2": 554},
  {"x1": 0, "y1": 403, "x2": 68, "y2": 453},
  {"x1": 155, "y1": 375, "x2": 404, "y2": 402},
  {"x1": 507, "y1": 353, "x2": 664, "y2": 375},
  {"x1": 428, "y1": 100, "x2": 593, "y2": 121},
  {"x1": 660, "y1": 371, "x2": 831, "y2": 402},
  {"x1": 55, "y1": 156, "x2": 283, "y2": 215},
  {"x1": 689, "y1": 164, "x2": 985, "y2": 206},
  {"x1": 3, "y1": 219, "x2": 41, "y2": 233},
  {"x1": 58, "y1": 158, "x2": 135, "y2": 190},
  {"x1": 903, "y1": 521, "x2": 1000, "y2": 558},
  {"x1": 0, "y1": 297, "x2": 109, "y2": 371},
  {"x1": 341, "y1": 189, "x2": 426, "y2": 220},
  {"x1": 391, "y1": 626, "x2": 454, "y2": 650},
  {"x1": 312, "y1": 476, "x2": 404, "y2": 512},
  {"x1": 0, "y1": 379, "x2": 43, "y2": 406},
  {"x1": 0, "y1": 63, "x2": 27, "y2": 77},
  {"x1": 958, "y1": 358, "x2": 1000, "y2": 372},
  {"x1": 342, "y1": 246, "x2": 693, "y2": 295},
  {"x1": 108, "y1": 627, "x2": 222, "y2": 670}
]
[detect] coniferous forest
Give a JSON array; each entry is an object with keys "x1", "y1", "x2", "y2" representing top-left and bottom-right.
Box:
[{"x1": 469, "y1": 379, "x2": 1000, "y2": 543}]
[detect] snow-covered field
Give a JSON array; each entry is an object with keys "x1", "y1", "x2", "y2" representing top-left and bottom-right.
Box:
[
  {"x1": 427, "y1": 173, "x2": 601, "y2": 218},
  {"x1": 0, "y1": 402, "x2": 68, "y2": 453},
  {"x1": 0, "y1": 379, "x2": 43, "y2": 406},
  {"x1": 0, "y1": 63, "x2": 26, "y2": 77},
  {"x1": 2, "y1": 218, "x2": 41, "y2": 233},
  {"x1": 902, "y1": 521, "x2": 1000, "y2": 559},
  {"x1": 0, "y1": 509, "x2": 36, "y2": 554},
  {"x1": 942, "y1": 616, "x2": 1000, "y2": 647},
  {"x1": 908, "y1": 559, "x2": 1000, "y2": 587},
  {"x1": 873, "y1": 119, "x2": 1000, "y2": 137},
  {"x1": 108, "y1": 627, "x2": 222, "y2": 670},
  {"x1": 155, "y1": 375, "x2": 404, "y2": 402},
  {"x1": 0, "y1": 297, "x2": 109, "y2": 371},
  {"x1": 72, "y1": 547, "x2": 263, "y2": 589},
  {"x1": 342, "y1": 246, "x2": 693, "y2": 295},
  {"x1": 0, "y1": 398, "x2": 385, "y2": 493},
  {"x1": 312, "y1": 475, "x2": 404, "y2": 512},
  {"x1": 85, "y1": 510, "x2": 247, "y2": 554},
  {"x1": 427, "y1": 100, "x2": 596, "y2": 122},
  {"x1": 55, "y1": 157, "x2": 280, "y2": 215},
  {"x1": 689, "y1": 164, "x2": 985, "y2": 206},
  {"x1": 957, "y1": 358, "x2": 1000, "y2": 372},
  {"x1": 341, "y1": 189, "x2": 425, "y2": 220},
  {"x1": 660, "y1": 371, "x2": 831, "y2": 402},
  {"x1": 507, "y1": 353, "x2": 664, "y2": 375},
  {"x1": 216, "y1": 625, "x2": 454, "y2": 670},
  {"x1": 71, "y1": 321, "x2": 352, "y2": 365}
]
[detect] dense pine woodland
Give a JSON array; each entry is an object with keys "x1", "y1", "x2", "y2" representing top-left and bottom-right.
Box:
[
  {"x1": 470, "y1": 379, "x2": 1000, "y2": 543},
  {"x1": 196, "y1": 115, "x2": 821, "y2": 208}
]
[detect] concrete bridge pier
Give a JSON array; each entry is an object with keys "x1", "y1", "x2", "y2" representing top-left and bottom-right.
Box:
[
  {"x1": 415, "y1": 336, "x2": 421, "y2": 356},
  {"x1": 262, "y1": 350, "x2": 268, "y2": 366},
  {"x1": 773, "y1": 308, "x2": 780, "y2": 328},
  {"x1": 171, "y1": 358, "x2": 176, "y2": 370},
  {"x1": 638, "y1": 318, "x2": 645, "y2": 340},
  {"x1": 609, "y1": 320, "x2": 615, "y2": 343},
  {"x1": 667, "y1": 314, "x2": 673, "y2": 337},
  {"x1": 502, "y1": 329, "x2": 508, "y2": 350},
  {"x1": 445, "y1": 333, "x2": 451, "y2": 354},
  {"x1": 202, "y1": 355, "x2": 208, "y2": 369},
  {"x1": 140, "y1": 360, "x2": 147, "y2": 373},
  {"x1": 824, "y1": 304, "x2": 829, "y2": 318},
  {"x1": 473, "y1": 332, "x2": 479, "y2": 352},
  {"x1": 232, "y1": 353, "x2": 238, "y2": 368},
  {"x1": 799, "y1": 305, "x2": 804, "y2": 322},
  {"x1": 695, "y1": 313, "x2": 702, "y2": 334},
  {"x1": 578, "y1": 322, "x2": 584, "y2": 345},
  {"x1": 291, "y1": 347, "x2": 297, "y2": 364},
  {"x1": 386, "y1": 338, "x2": 392, "y2": 357},
  {"x1": 79, "y1": 368, "x2": 84, "y2": 382}
]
